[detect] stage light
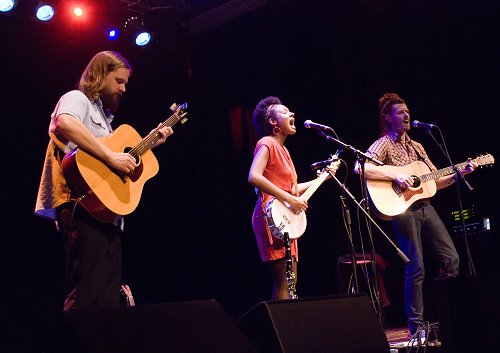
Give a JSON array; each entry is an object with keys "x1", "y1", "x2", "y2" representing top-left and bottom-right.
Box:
[
  {"x1": 72, "y1": 6, "x2": 83, "y2": 17},
  {"x1": 0, "y1": 0, "x2": 16, "y2": 13},
  {"x1": 108, "y1": 28, "x2": 120, "y2": 41},
  {"x1": 124, "y1": 15, "x2": 153, "y2": 47},
  {"x1": 35, "y1": 4, "x2": 55, "y2": 22},
  {"x1": 135, "y1": 31, "x2": 152, "y2": 46}
]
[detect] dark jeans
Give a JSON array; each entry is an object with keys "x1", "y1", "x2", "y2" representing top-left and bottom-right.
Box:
[
  {"x1": 57, "y1": 204, "x2": 122, "y2": 312},
  {"x1": 392, "y1": 201, "x2": 459, "y2": 334}
]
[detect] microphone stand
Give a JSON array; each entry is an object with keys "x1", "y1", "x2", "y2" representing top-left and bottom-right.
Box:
[
  {"x1": 325, "y1": 168, "x2": 410, "y2": 264},
  {"x1": 340, "y1": 195, "x2": 359, "y2": 294},
  {"x1": 312, "y1": 130, "x2": 405, "y2": 329},
  {"x1": 316, "y1": 131, "x2": 410, "y2": 264},
  {"x1": 424, "y1": 128, "x2": 476, "y2": 276}
]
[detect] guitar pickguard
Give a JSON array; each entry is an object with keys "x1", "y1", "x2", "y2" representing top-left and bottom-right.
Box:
[
  {"x1": 128, "y1": 161, "x2": 144, "y2": 182},
  {"x1": 402, "y1": 187, "x2": 424, "y2": 201}
]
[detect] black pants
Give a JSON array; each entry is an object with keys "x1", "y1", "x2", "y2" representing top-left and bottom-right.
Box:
[
  {"x1": 392, "y1": 202, "x2": 459, "y2": 334},
  {"x1": 57, "y1": 204, "x2": 122, "y2": 312}
]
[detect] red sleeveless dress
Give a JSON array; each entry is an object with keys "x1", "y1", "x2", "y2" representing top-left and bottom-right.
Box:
[{"x1": 251, "y1": 136, "x2": 299, "y2": 262}]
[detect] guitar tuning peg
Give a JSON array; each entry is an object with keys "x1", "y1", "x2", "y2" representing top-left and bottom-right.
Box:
[{"x1": 170, "y1": 103, "x2": 178, "y2": 111}]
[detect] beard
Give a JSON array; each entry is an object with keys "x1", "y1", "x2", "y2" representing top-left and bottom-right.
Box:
[{"x1": 100, "y1": 91, "x2": 122, "y2": 114}]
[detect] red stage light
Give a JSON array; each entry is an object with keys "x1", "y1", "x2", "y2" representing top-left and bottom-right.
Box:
[{"x1": 72, "y1": 6, "x2": 83, "y2": 17}]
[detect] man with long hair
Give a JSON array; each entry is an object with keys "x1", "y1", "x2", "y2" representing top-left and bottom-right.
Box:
[{"x1": 35, "y1": 51, "x2": 173, "y2": 311}]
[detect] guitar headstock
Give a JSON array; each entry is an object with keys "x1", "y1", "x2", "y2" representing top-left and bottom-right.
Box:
[
  {"x1": 317, "y1": 159, "x2": 341, "y2": 177},
  {"x1": 473, "y1": 153, "x2": 495, "y2": 167},
  {"x1": 170, "y1": 102, "x2": 188, "y2": 124}
]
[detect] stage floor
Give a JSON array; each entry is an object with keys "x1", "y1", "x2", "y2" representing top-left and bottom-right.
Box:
[{"x1": 386, "y1": 327, "x2": 442, "y2": 352}]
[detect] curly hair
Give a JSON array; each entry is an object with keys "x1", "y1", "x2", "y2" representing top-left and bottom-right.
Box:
[
  {"x1": 252, "y1": 96, "x2": 283, "y2": 138},
  {"x1": 77, "y1": 51, "x2": 132, "y2": 101},
  {"x1": 378, "y1": 92, "x2": 406, "y2": 136}
]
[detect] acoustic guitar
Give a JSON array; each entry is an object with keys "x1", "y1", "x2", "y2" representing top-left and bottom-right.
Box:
[
  {"x1": 62, "y1": 103, "x2": 188, "y2": 223},
  {"x1": 366, "y1": 154, "x2": 494, "y2": 220}
]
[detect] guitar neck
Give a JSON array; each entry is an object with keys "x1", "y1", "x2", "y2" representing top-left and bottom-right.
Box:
[
  {"x1": 421, "y1": 162, "x2": 466, "y2": 182},
  {"x1": 419, "y1": 154, "x2": 495, "y2": 183},
  {"x1": 132, "y1": 115, "x2": 180, "y2": 155},
  {"x1": 130, "y1": 103, "x2": 188, "y2": 157},
  {"x1": 299, "y1": 171, "x2": 330, "y2": 202}
]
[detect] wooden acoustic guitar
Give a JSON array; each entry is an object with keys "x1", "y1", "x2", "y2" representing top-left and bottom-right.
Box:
[
  {"x1": 62, "y1": 103, "x2": 188, "y2": 223},
  {"x1": 366, "y1": 153, "x2": 494, "y2": 220}
]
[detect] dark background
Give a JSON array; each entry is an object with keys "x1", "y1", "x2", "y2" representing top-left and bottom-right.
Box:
[{"x1": 1, "y1": 0, "x2": 499, "y2": 351}]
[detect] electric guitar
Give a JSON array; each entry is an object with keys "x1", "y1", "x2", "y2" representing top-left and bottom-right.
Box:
[
  {"x1": 366, "y1": 153, "x2": 494, "y2": 220},
  {"x1": 265, "y1": 161, "x2": 341, "y2": 240},
  {"x1": 62, "y1": 103, "x2": 188, "y2": 223}
]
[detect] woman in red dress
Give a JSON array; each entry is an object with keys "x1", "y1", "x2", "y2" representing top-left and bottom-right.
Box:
[{"x1": 248, "y1": 96, "x2": 317, "y2": 299}]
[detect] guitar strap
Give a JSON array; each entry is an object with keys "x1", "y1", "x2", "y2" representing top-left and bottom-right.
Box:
[
  {"x1": 408, "y1": 139, "x2": 433, "y2": 171},
  {"x1": 49, "y1": 100, "x2": 69, "y2": 158},
  {"x1": 95, "y1": 98, "x2": 115, "y2": 132}
]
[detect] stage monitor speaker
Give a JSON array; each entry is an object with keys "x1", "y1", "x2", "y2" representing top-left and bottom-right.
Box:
[
  {"x1": 55, "y1": 299, "x2": 258, "y2": 353},
  {"x1": 434, "y1": 274, "x2": 500, "y2": 353},
  {"x1": 237, "y1": 294, "x2": 389, "y2": 353}
]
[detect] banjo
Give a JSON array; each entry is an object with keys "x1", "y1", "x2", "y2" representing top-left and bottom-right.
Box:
[{"x1": 264, "y1": 161, "x2": 340, "y2": 240}]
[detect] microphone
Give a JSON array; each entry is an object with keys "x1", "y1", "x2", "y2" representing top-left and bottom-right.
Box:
[
  {"x1": 304, "y1": 120, "x2": 334, "y2": 132},
  {"x1": 412, "y1": 120, "x2": 437, "y2": 129},
  {"x1": 310, "y1": 155, "x2": 339, "y2": 170}
]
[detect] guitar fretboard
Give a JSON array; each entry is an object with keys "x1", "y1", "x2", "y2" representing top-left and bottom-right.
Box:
[
  {"x1": 299, "y1": 162, "x2": 339, "y2": 201},
  {"x1": 421, "y1": 161, "x2": 469, "y2": 183},
  {"x1": 129, "y1": 104, "x2": 187, "y2": 158},
  {"x1": 420, "y1": 154, "x2": 495, "y2": 182}
]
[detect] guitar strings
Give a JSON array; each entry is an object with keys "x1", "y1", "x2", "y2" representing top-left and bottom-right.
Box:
[
  {"x1": 127, "y1": 111, "x2": 182, "y2": 159},
  {"x1": 422, "y1": 161, "x2": 470, "y2": 183}
]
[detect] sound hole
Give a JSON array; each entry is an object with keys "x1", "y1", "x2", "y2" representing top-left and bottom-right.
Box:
[
  {"x1": 124, "y1": 147, "x2": 143, "y2": 182},
  {"x1": 123, "y1": 147, "x2": 140, "y2": 165},
  {"x1": 411, "y1": 175, "x2": 421, "y2": 188}
]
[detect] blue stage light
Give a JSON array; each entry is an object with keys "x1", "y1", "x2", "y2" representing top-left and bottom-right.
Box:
[
  {"x1": 0, "y1": 0, "x2": 16, "y2": 13},
  {"x1": 135, "y1": 31, "x2": 151, "y2": 46},
  {"x1": 35, "y1": 4, "x2": 55, "y2": 21},
  {"x1": 108, "y1": 28, "x2": 120, "y2": 41}
]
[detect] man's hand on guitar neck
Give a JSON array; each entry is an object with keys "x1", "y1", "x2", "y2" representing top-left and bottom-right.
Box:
[
  {"x1": 461, "y1": 158, "x2": 478, "y2": 175},
  {"x1": 438, "y1": 158, "x2": 478, "y2": 189},
  {"x1": 150, "y1": 124, "x2": 174, "y2": 148}
]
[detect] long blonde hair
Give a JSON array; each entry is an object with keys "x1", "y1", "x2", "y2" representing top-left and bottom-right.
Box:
[{"x1": 77, "y1": 51, "x2": 132, "y2": 100}]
